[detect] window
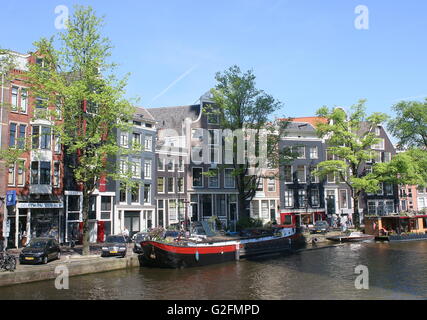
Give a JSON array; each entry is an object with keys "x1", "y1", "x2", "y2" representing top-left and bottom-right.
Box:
[
  {"x1": 191, "y1": 146, "x2": 203, "y2": 164},
  {"x1": 178, "y1": 199, "x2": 185, "y2": 221},
  {"x1": 119, "y1": 183, "x2": 127, "y2": 203},
  {"x1": 385, "y1": 201, "x2": 394, "y2": 214},
  {"x1": 120, "y1": 133, "x2": 128, "y2": 147},
  {"x1": 101, "y1": 197, "x2": 112, "y2": 220},
  {"x1": 9, "y1": 123, "x2": 16, "y2": 147},
  {"x1": 208, "y1": 113, "x2": 219, "y2": 124},
  {"x1": 384, "y1": 152, "x2": 392, "y2": 163},
  {"x1": 298, "y1": 190, "x2": 307, "y2": 208},
  {"x1": 11, "y1": 87, "x2": 18, "y2": 111},
  {"x1": 35, "y1": 97, "x2": 45, "y2": 109},
  {"x1": 53, "y1": 162, "x2": 60, "y2": 187},
  {"x1": 284, "y1": 190, "x2": 293, "y2": 207},
  {"x1": 256, "y1": 178, "x2": 263, "y2": 191},
  {"x1": 192, "y1": 128, "x2": 203, "y2": 140},
  {"x1": 157, "y1": 157, "x2": 165, "y2": 171},
  {"x1": 375, "y1": 126, "x2": 381, "y2": 136},
  {"x1": 67, "y1": 195, "x2": 80, "y2": 220},
  {"x1": 297, "y1": 165, "x2": 306, "y2": 183},
  {"x1": 20, "y1": 89, "x2": 27, "y2": 113},
  {"x1": 144, "y1": 135, "x2": 152, "y2": 152},
  {"x1": 267, "y1": 177, "x2": 276, "y2": 192},
  {"x1": 224, "y1": 168, "x2": 235, "y2": 188},
  {"x1": 17, "y1": 160, "x2": 25, "y2": 186},
  {"x1": 208, "y1": 169, "x2": 219, "y2": 188},
  {"x1": 295, "y1": 146, "x2": 305, "y2": 159},
  {"x1": 385, "y1": 183, "x2": 393, "y2": 195},
  {"x1": 311, "y1": 189, "x2": 320, "y2": 207},
  {"x1": 169, "y1": 200, "x2": 177, "y2": 222},
  {"x1": 309, "y1": 167, "x2": 319, "y2": 183},
  {"x1": 178, "y1": 158, "x2": 184, "y2": 171},
  {"x1": 309, "y1": 147, "x2": 318, "y2": 159},
  {"x1": 339, "y1": 190, "x2": 348, "y2": 209},
  {"x1": 32, "y1": 126, "x2": 51, "y2": 150},
  {"x1": 193, "y1": 168, "x2": 203, "y2": 187},
  {"x1": 177, "y1": 177, "x2": 184, "y2": 193},
  {"x1": 132, "y1": 160, "x2": 141, "y2": 179},
  {"x1": 8, "y1": 164, "x2": 15, "y2": 186},
  {"x1": 40, "y1": 162, "x2": 51, "y2": 184},
  {"x1": 30, "y1": 161, "x2": 51, "y2": 185},
  {"x1": 17, "y1": 124, "x2": 26, "y2": 149},
  {"x1": 284, "y1": 165, "x2": 292, "y2": 183},
  {"x1": 261, "y1": 200, "x2": 269, "y2": 219},
  {"x1": 327, "y1": 172, "x2": 335, "y2": 183},
  {"x1": 166, "y1": 159, "x2": 174, "y2": 171},
  {"x1": 40, "y1": 127, "x2": 51, "y2": 150},
  {"x1": 132, "y1": 133, "x2": 141, "y2": 147},
  {"x1": 372, "y1": 138, "x2": 385, "y2": 150},
  {"x1": 144, "y1": 160, "x2": 152, "y2": 179},
  {"x1": 167, "y1": 177, "x2": 174, "y2": 193},
  {"x1": 368, "y1": 201, "x2": 376, "y2": 215},
  {"x1": 144, "y1": 184, "x2": 151, "y2": 204},
  {"x1": 131, "y1": 184, "x2": 140, "y2": 203},
  {"x1": 54, "y1": 135, "x2": 61, "y2": 153},
  {"x1": 157, "y1": 177, "x2": 165, "y2": 193}
]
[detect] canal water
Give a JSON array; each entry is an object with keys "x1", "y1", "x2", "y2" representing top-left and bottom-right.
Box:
[{"x1": 1, "y1": 241, "x2": 427, "y2": 300}]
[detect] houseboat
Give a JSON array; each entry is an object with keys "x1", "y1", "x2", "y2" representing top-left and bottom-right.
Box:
[
  {"x1": 140, "y1": 213, "x2": 306, "y2": 268},
  {"x1": 364, "y1": 215, "x2": 427, "y2": 242}
]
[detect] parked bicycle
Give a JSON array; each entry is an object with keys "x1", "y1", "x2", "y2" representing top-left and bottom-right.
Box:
[{"x1": 0, "y1": 251, "x2": 17, "y2": 272}]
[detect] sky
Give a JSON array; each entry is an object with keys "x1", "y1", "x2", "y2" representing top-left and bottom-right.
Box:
[{"x1": 1, "y1": 0, "x2": 427, "y2": 120}]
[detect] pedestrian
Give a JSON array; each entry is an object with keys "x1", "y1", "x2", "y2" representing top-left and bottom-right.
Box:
[{"x1": 123, "y1": 227, "x2": 130, "y2": 242}]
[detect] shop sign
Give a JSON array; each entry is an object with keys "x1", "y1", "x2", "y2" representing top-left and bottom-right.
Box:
[
  {"x1": 6, "y1": 191, "x2": 16, "y2": 206},
  {"x1": 17, "y1": 203, "x2": 64, "y2": 209}
]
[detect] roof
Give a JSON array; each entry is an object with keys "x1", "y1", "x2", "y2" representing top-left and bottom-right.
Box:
[
  {"x1": 148, "y1": 105, "x2": 201, "y2": 133},
  {"x1": 134, "y1": 107, "x2": 156, "y2": 122},
  {"x1": 290, "y1": 117, "x2": 328, "y2": 128}
]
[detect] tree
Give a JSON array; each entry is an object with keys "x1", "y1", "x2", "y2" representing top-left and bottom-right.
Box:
[
  {"x1": 25, "y1": 6, "x2": 136, "y2": 255},
  {"x1": 208, "y1": 65, "x2": 288, "y2": 219},
  {"x1": 388, "y1": 99, "x2": 427, "y2": 150},
  {"x1": 374, "y1": 148, "x2": 427, "y2": 188},
  {"x1": 0, "y1": 49, "x2": 26, "y2": 164},
  {"x1": 314, "y1": 100, "x2": 389, "y2": 228}
]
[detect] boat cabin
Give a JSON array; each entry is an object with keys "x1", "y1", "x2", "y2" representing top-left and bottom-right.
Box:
[{"x1": 365, "y1": 215, "x2": 427, "y2": 240}]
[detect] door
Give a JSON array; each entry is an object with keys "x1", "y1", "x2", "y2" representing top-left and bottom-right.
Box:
[{"x1": 124, "y1": 211, "x2": 141, "y2": 238}]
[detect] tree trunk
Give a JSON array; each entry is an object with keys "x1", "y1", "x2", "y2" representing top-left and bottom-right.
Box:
[
  {"x1": 82, "y1": 190, "x2": 91, "y2": 256},
  {"x1": 352, "y1": 196, "x2": 360, "y2": 229}
]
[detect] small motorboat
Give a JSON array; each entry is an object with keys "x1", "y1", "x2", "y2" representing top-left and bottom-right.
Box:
[{"x1": 326, "y1": 232, "x2": 375, "y2": 243}]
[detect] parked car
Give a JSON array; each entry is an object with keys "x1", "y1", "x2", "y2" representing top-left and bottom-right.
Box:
[
  {"x1": 19, "y1": 238, "x2": 61, "y2": 265},
  {"x1": 101, "y1": 235, "x2": 127, "y2": 258},
  {"x1": 132, "y1": 232, "x2": 149, "y2": 254},
  {"x1": 311, "y1": 221, "x2": 330, "y2": 234}
]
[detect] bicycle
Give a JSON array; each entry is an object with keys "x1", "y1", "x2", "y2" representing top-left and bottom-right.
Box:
[{"x1": 0, "y1": 251, "x2": 17, "y2": 272}]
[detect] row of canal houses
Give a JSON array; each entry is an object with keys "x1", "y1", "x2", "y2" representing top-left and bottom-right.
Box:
[{"x1": 1, "y1": 50, "x2": 423, "y2": 248}]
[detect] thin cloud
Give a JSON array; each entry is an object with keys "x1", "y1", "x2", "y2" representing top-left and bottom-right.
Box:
[{"x1": 149, "y1": 64, "x2": 199, "y2": 105}]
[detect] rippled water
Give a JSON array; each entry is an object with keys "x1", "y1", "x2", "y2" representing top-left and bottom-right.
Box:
[{"x1": 1, "y1": 241, "x2": 427, "y2": 300}]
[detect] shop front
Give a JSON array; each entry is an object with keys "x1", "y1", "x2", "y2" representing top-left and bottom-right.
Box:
[{"x1": 6, "y1": 192, "x2": 64, "y2": 248}]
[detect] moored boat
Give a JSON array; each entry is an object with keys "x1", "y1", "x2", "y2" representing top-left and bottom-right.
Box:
[
  {"x1": 326, "y1": 232, "x2": 375, "y2": 243},
  {"x1": 140, "y1": 222, "x2": 305, "y2": 268}
]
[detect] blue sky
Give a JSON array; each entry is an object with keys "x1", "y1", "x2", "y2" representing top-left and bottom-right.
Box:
[{"x1": 1, "y1": 0, "x2": 427, "y2": 119}]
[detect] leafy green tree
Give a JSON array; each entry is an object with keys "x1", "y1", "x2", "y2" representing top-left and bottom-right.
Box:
[
  {"x1": 25, "y1": 6, "x2": 136, "y2": 255},
  {"x1": 315, "y1": 100, "x2": 389, "y2": 228},
  {"x1": 374, "y1": 148, "x2": 427, "y2": 188},
  {"x1": 388, "y1": 100, "x2": 427, "y2": 150},
  {"x1": 208, "y1": 65, "x2": 289, "y2": 219}
]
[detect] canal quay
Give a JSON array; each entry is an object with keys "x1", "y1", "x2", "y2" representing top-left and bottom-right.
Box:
[{"x1": 1, "y1": 241, "x2": 426, "y2": 300}]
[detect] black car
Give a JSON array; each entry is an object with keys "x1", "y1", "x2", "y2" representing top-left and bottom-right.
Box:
[
  {"x1": 101, "y1": 235, "x2": 127, "y2": 258},
  {"x1": 311, "y1": 221, "x2": 330, "y2": 234},
  {"x1": 132, "y1": 232, "x2": 149, "y2": 254},
  {"x1": 19, "y1": 238, "x2": 61, "y2": 264}
]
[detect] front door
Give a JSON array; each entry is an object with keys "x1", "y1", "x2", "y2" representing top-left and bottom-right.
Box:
[{"x1": 124, "y1": 211, "x2": 140, "y2": 238}]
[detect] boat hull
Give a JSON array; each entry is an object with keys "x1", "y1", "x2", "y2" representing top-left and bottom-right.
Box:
[
  {"x1": 140, "y1": 241, "x2": 238, "y2": 268},
  {"x1": 140, "y1": 232, "x2": 306, "y2": 268}
]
